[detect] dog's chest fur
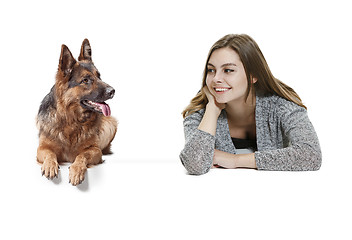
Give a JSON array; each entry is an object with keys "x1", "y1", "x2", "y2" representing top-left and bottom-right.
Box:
[{"x1": 37, "y1": 90, "x2": 103, "y2": 162}]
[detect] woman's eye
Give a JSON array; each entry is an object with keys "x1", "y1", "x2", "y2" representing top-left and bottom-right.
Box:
[
  {"x1": 207, "y1": 69, "x2": 215, "y2": 74},
  {"x1": 224, "y1": 69, "x2": 234, "y2": 73}
]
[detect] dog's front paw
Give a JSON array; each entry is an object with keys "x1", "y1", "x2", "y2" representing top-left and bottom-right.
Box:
[
  {"x1": 41, "y1": 159, "x2": 59, "y2": 179},
  {"x1": 69, "y1": 163, "x2": 87, "y2": 186}
]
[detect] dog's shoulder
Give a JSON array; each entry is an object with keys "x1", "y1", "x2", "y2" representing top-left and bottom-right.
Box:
[{"x1": 38, "y1": 85, "x2": 56, "y2": 118}]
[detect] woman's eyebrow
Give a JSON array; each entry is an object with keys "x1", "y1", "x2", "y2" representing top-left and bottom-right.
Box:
[
  {"x1": 221, "y1": 63, "x2": 237, "y2": 68},
  {"x1": 207, "y1": 63, "x2": 237, "y2": 68}
]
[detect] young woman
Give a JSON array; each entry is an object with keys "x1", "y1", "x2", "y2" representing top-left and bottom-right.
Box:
[{"x1": 180, "y1": 34, "x2": 321, "y2": 175}]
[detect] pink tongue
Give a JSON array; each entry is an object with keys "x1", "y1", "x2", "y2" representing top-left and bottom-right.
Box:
[{"x1": 96, "y1": 102, "x2": 111, "y2": 116}]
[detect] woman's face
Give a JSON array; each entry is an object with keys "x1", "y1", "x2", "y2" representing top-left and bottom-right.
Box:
[{"x1": 206, "y1": 47, "x2": 250, "y2": 104}]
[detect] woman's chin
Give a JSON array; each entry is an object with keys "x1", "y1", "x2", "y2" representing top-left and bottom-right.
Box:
[{"x1": 214, "y1": 97, "x2": 228, "y2": 104}]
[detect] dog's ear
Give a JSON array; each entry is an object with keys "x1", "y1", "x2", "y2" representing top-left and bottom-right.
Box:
[
  {"x1": 59, "y1": 45, "x2": 76, "y2": 76},
  {"x1": 78, "y1": 38, "x2": 92, "y2": 61}
]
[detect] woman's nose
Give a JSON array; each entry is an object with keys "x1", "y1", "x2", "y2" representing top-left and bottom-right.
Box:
[{"x1": 213, "y1": 73, "x2": 223, "y2": 84}]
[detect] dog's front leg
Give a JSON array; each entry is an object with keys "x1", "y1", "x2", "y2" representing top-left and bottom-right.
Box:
[
  {"x1": 37, "y1": 145, "x2": 59, "y2": 179},
  {"x1": 69, "y1": 146, "x2": 102, "y2": 186}
]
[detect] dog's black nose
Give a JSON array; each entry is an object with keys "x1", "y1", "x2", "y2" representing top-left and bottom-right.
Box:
[{"x1": 105, "y1": 87, "x2": 115, "y2": 99}]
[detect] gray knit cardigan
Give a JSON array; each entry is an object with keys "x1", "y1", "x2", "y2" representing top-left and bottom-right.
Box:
[{"x1": 180, "y1": 94, "x2": 322, "y2": 174}]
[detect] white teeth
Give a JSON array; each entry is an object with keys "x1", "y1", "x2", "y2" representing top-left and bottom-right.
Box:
[
  {"x1": 87, "y1": 101, "x2": 102, "y2": 110},
  {"x1": 215, "y1": 88, "x2": 230, "y2": 92},
  {"x1": 88, "y1": 100, "x2": 98, "y2": 106}
]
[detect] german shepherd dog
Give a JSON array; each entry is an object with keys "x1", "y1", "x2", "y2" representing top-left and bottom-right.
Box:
[{"x1": 36, "y1": 39, "x2": 117, "y2": 186}]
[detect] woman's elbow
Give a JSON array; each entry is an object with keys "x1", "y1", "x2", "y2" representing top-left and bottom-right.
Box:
[
  {"x1": 310, "y1": 151, "x2": 322, "y2": 171},
  {"x1": 298, "y1": 147, "x2": 322, "y2": 171},
  {"x1": 179, "y1": 152, "x2": 212, "y2": 175}
]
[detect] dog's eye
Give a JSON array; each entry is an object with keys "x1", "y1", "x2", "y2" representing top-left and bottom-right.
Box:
[{"x1": 81, "y1": 78, "x2": 89, "y2": 84}]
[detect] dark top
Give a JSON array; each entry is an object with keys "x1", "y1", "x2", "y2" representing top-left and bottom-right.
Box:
[{"x1": 231, "y1": 137, "x2": 257, "y2": 151}]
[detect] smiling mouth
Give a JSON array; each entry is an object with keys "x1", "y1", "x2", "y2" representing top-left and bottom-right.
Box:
[
  {"x1": 81, "y1": 100, "x2": 111, "y2": 116},
  {"x1": 214, "y1": 87, "x2": 231, "y2": 93}
]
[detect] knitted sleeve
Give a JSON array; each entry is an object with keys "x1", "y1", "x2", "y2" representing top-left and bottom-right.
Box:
[
  {"x1": 179, "y1": 110, "x2": 215, "y2": 175},
  {"x1": 255, "y1": 101, "x2": 322, "y2": 171}
]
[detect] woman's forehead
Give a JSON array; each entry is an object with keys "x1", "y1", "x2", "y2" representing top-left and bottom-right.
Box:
[{"x1": 208, "y1": 48, "x2": 242, "y2": 66}]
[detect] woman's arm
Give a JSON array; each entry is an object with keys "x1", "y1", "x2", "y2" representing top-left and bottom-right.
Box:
[
  {"x1": 179, "y1": 87, "x2": 225, "y2": 175},
  {"x1": 255, "y1": 101, "x2": 322, "y2": 171},
  {"x1": 213, "y1": 150, "x2": 257, "y2": 169},
  {"x1": 179, "y1": 112, "x2": 216, "y2": 175},
  {"x1": 197, "y1": 104, "x2": 220, "y2": 136}
]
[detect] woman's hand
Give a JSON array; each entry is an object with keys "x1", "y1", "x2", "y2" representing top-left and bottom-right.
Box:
[
  {"x1": 197, "y1": 86, "x2": 226, "y2": 136},
  {"x1": 213, "y1": 149, "x2": 257, "y2": 169},
  {"x1": 213, "y1": 149, "x2": 237, "y2": 169},
  {"x1": 202, "y1": 86, "x2": 226, "y2": 116}
]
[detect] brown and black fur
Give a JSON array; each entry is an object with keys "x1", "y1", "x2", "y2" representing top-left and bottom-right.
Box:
[{"x1": 36, "y1": 39, "x2": 117, "y2": 186}]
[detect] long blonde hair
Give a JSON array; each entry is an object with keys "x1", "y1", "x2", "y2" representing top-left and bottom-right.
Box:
[{"x1": 182, "y1": 34, "x2": 306, "y2": 118}]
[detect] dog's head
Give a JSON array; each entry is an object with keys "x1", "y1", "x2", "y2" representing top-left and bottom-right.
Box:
[{"x1": 56, "y1": 39, "x2": 115, "y2": 117}]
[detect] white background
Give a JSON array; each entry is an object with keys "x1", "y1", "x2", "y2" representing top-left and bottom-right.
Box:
[{"x1": 1, "y1": 0, "x2": 351, "y2": 239}]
